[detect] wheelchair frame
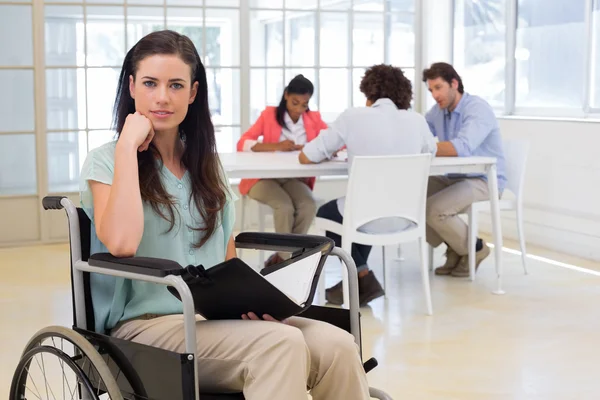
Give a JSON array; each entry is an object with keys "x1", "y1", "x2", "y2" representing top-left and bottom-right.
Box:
[{"x1": 10, "y1": 196, "x2": 393, "y2": 400}]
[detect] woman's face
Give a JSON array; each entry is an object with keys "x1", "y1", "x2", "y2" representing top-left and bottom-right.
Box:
[
  {"x1": 284, "y1": 92, "x2": 311, "y2": 120},
  {"x1": 129, "y1": 54, "x2": 199, "y2": 133}
]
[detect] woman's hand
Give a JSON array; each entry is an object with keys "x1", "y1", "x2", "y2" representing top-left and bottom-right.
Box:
[
  {"x1": 241, "y1": 312, "x2": 285, "y2": 323},
  {"x1": 276, "y1": 140, "x2": 303, "y2": 152},
  {"x1": 119, "y1": 112, "x2": 155, "y2": 152}
]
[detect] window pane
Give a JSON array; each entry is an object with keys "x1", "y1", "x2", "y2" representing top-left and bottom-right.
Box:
[
  {"x1": 515, "y1": 0, "x2": 586, "y2": 108},
  {"x1": 320, "y1": 68, "x2": 348, "y2": 121},
  {"x1": 0, "y1": 70, "x2": 35, "y2": 132},
  {"x1": 353, "y1": 12, "x2": 384, "y2": 66},
  {"x1": 46, "y1": 68, "x2": 86, "y2": 131},
  {"x1": 86, "y1": 68, "x2": 120, "y2": 130},
  {"x1": 353, "y1": 68, "x2": 367, "y2": 107},
  {"x1": 454, "y1": 0, "x2": 506, "y2": 108},
  {"x1": 205, "y1": 8, "x2": 240, "y2": 66},
  {"x1": 250, "y1": 0, "x2": 283, "y2": 8},
  {"x1": 167, "y1": 8, "x2": 203, "y2": 58},
  {"x1": 0, "y1": 134, "x2": 37, "y2": 195},
  {"x1": 250, "y1": 10, "x2": 284, "y2": 66},
  {"x1": 0, "y1": 5, "x2": 33, "y2": 66},
  {"x1": 321, "y1": 0, "x2": 350, "y2": 10},
  {"x1": 592, "y1": 0, "x2": 600, "y2": 108},
  {"x1": 167, "y1": 0, "x2": 202, "y2": 6},
  {"x1": 207, "y1": 68, "x2": 241, "y2": 126},
  {"x1": 206, "y1": 0, "x2": 239, "y2": 6},
  {"x1": 285, "y1": 68, "x2": 318, "y2": 109},
  {"x1": 320, "y1": 12, "x2": 348, "y2": 67},
  {"x1": 249, "y1": 68, "x2": 284, "y2": 124},
  {"x1": 45, "y1": 5, "x2": 84, "y2": 67},
  {"x1": 128, "y1": 0, "x2": 162, "y2": 5},
  {"x1": 387, "y1": 12, "x2": 415, "y2": 66},
  {"x1": 87, "y1": 0, "x2": 124, "y2": 5},
  {"x1": 88, "y1": 130, "x2": 117, "y2": 151},
  {"x1": 127, "y1": 7, "x2": 165, "y2": 51},
  {"x1": 215, "y1": 126, "x2": 240, "y2": 153},
  {"x1": 285, "y1": 12, "x2": 315, "y2": 66},
  {"x1": 354, "y1": 0, "x2": 383, "y2": 12},
  {"x1": 285, "y1": 0, "x2": 318, "y2": 9},
  {"x1": 388, "y1": 0, "x2": 415, "y2": 13},
  {"x1": 86, "y1": 6, "x2": 126, "y2": 67},
  {"x1": 47, "y1": 131, "x2": 86, "y2": 193}
]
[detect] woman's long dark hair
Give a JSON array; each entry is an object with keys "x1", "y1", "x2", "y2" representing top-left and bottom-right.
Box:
[
  {"x1": 112, "y1": 30, "x2": 227, "y2": 248},
  {"x1": 276, "y1": 74, "x2": 314, "y2": 129}
]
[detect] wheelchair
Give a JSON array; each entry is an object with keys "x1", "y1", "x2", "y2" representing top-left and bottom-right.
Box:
[{"x1": 10, "y1": 196, "x2": 394, "y2": 400}]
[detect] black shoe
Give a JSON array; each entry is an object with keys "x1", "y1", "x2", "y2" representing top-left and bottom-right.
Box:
[
  {"x1": 358, "y1": 271, "x2": 385, "y2": 306},
  {"x1": 325, "y1": 271, "x2": 385, "y2": 307},
  {"x1": 325, "y1": 280, "x2": 344, "y2": 305}
]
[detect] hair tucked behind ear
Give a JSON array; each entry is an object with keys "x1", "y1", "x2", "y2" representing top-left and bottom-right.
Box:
[
  {"x1": 276, "y1": 74, "x2": 314, "y2": 129},
  {"x1": 113, "y1": 30, "x2": 227, "y2": 248}
]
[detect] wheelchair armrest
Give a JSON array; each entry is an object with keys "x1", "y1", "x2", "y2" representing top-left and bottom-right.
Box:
[
  {"x1": 88, "y1": 253, "x2": 185, "y2": 277},
  {"x1": 235, "y1": 232, "x2": 333, "y2": 253}
]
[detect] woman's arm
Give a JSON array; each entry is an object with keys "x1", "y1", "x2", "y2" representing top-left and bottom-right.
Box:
[
  {"x1": 91, "y1": 113, "x2": 154, "y2": 257},
  {"x1": 226, "y1": 235, "x2": 237, "y2": 260}
]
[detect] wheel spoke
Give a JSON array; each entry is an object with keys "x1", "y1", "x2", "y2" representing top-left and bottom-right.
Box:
[{"x1": 24, "y1": 365, "x2": 42, "y2": 400}]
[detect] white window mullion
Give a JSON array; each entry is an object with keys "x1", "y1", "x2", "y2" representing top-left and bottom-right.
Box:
[
  {"x1": 583, "y1": 0, "x2": 594, "y2": 114},
  {"x1": 504, "y1": 0, "x2": 518, "y2": 115}
]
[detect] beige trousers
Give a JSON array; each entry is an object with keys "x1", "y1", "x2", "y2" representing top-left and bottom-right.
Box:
[
  {"x1": 111, "y1": 314, "x2": 370, "y2": 400},
  {"x1": 425, "y1": 176, "x2": 491, "y2": 256},
  {"x1": 247, "y1": 178, "x2": 317, "y2": 236}
]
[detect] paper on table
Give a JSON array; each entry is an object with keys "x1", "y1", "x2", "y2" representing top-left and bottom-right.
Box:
[{"x1": 263, "y1": 252, "x2": 322, "y2": 305}]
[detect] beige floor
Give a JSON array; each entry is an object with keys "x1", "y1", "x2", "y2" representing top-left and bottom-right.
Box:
[{"x1": 1, "y1": 237, "x2": 600, "y2": 400}]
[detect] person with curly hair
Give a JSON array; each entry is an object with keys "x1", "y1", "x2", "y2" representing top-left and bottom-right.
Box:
[{"x1": 299, "y1": 64, "x2": 437, "y2": 306}]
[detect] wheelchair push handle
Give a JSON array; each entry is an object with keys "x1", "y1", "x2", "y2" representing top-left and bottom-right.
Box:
[{"x1": 43, "y1": 196, "x2": 67, "y2": 210}]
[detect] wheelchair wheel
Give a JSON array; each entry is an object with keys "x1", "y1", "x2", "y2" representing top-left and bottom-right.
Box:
[{"x1": 10, "y1": 326, "x2": 123, "y2": 400}]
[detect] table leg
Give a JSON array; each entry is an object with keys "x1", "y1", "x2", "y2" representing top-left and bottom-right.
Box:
[{"x1": 487, "y1": 164, "x2": 505, "y2": 295}]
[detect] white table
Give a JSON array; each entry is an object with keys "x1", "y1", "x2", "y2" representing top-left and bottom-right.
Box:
[{"x1": 220, "y1": 152, "x2": 505, "y2": 294}]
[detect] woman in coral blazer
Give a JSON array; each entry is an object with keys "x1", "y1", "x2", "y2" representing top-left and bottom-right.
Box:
[{"x1": 237, "y1": 75, "x2": 327, "y2": 268}]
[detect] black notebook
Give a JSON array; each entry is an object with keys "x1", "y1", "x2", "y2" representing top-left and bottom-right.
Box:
[{"x1": 168, "y1": 233, "x2": 334, "y2": 321}]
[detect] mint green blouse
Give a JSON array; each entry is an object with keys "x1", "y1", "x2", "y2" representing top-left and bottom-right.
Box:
[{"x1": 80, "y1": 141, "x2": 236, "y2": 333}]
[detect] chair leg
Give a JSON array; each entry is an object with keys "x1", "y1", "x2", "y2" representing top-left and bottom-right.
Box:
[
  {"x1": 258, "y1": 203, "x2": 266, "y2": 266},
  {"x1": 382, "y1": 246, "x2": 387, "y2": 298},
  {"x1": 238, "y1": 197, "x2": 247, "y2": 259},
  {"x1": 428, "y1": 244, "x2": 434, "y2": 271},
  {"x1": 468, "y1": 208, "x2": 478, "y2": 281},
  {"x1": 419, "y1": 237, "x2": 433, "y2": 315},
  {"x1": 516, "y1": 203, "x2": 528, "y2": 275},
  {"x1": 396, "y1": 244, "x2": 405, "y2": 261}
]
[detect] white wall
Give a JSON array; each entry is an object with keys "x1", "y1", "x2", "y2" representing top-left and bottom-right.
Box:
[{"x1": 477, "y1": 118, "x2": 600, "y2": 262}]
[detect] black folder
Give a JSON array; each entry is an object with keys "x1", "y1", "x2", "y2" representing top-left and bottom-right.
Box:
[{"x1": 168, "y1": 233, "x2": 335, "y2": 321}]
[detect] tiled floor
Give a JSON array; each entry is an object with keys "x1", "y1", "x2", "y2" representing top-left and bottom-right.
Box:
[{"x1": 1, "y1": 236, "x2": 599, "y2": 399}]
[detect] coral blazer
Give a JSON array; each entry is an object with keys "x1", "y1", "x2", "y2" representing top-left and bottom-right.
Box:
[{"x1": 236, "y1": 107, "x2": 328, "y2": 195}]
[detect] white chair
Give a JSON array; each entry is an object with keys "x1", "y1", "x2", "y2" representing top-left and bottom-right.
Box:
[
  {"x1": 463, "y1": 139, "x2": 530, "y2": 280},
  {"x1": 315, "y1": 154, "x2": 433, "y2": 315}
]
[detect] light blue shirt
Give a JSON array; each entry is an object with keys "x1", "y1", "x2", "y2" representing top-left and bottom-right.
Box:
[
  {"x1": 425, "y1": 93, "x2": 506, "y2": 191},
  {"x1": 80, "y1": 141, "x2": 236, "y2": 333}
]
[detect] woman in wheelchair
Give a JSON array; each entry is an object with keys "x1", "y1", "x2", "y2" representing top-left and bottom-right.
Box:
[{"x1": 79, "y1": 30, "x2": 370, "y2": 399}]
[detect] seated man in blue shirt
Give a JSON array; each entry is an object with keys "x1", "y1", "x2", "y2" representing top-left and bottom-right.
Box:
[{"x1": 423, "y1": 62, "x2": 506, "y2": 277}]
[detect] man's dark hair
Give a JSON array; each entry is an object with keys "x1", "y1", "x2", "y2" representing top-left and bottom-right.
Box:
[
  {"x1": 422, "y1": 62, "x2": 464, "y2": 94},
  {"x1": 359, "y1": 64, "x2": 412, "y2": 109}
]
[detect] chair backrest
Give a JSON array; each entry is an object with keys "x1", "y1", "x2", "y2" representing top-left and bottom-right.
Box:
[
  {"x1": 343, "y1": 154, "x2": 432, "y2": 233},
  {"x1": 502, "y1": 139, "x2": 530, "y2": 197}
]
